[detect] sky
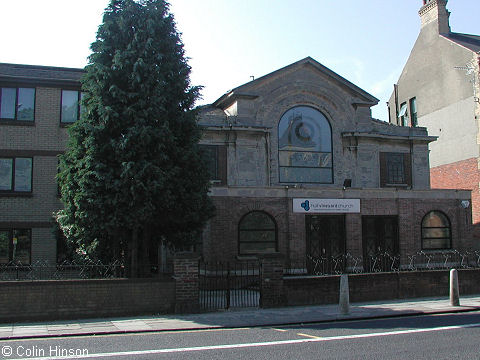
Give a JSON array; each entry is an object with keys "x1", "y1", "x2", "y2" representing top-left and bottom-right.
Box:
[{"x1": 1, "y1": 0, "x2": 479, "y2": 121}]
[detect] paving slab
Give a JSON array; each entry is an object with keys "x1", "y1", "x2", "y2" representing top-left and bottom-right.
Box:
[{"x1": 0, "y1": 295, "x2": 479, "y2": 340}]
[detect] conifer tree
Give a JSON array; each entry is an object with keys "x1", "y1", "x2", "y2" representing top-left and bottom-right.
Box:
[{"x1": 57, "y1": 0, "x2": 214, "y2": 275}]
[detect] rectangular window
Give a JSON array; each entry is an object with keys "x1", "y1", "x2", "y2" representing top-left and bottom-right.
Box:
[
  {"x1": 398, "y1": 102, "x2": 408, "y2": 127},
  {"x1": 0, "y1": 87, "x2": 35, "y2": 121},
  {"x1": 61, "y1": 90, "x2": 83, "y2": 123},
  {"x1": 379, "y1": 152, "x2": 412, "y2": 188},
  {"x1": 409, "y1": 97, "x2": 417, "y2": 127},
  {"x1": 200, "y1": 144, "x2": 227, "y2": 186},
  {"x1": 0, "y1": 229, "x2": 31, "y2": 264},
  {"x1": 0, "y1": 157, "x2": 33, "y2": 192}
]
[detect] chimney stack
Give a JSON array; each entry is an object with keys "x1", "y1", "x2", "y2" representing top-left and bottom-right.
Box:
[{"x1": 419, "y1": 0, "x2": 451, "y2": 34}]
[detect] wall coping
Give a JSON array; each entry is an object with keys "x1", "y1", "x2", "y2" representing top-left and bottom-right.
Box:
[
  {"x1": 209, "y1": 186, "x2": 471, "y2": 200},
  {"x1": 0, "y1": 277, "x2": 174, "y2": 286}
]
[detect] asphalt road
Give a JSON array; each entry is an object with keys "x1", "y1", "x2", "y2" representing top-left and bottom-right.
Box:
[{"x1": 1, "y1": 311, "x2": 480, "y2": 360}]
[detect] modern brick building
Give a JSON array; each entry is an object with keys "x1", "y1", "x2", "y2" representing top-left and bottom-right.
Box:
[
  {"x1": 0, "y1": 56, "x2": 474, "y2": 268},
  {"x1": 387, "y1": 0, "x2": 480, "y2": 237},
  {"x1": 0, "y1": 63, "x2": 83, "y2": 264}
]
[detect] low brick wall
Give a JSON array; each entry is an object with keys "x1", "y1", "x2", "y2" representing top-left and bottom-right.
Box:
[
  {"x1": 0, "y1": 277, "x2": 175, "y2": 322},
  {"x1": 284, "y1": 269, "x2": 480, "y2": 306}
]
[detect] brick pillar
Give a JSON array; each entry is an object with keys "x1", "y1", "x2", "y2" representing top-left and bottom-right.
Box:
[
  {"x1": 174, "y1": 252, "x2": 200, "y2": 313},
  {"x1": 260, "y1": 253, "x2": 286, "y2": 308}
]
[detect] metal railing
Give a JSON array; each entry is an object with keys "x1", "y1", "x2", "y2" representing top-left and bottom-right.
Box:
[
  {"x1": 0, "y1": 260, "x2": 126, "y2": 281},
  {"x1": 285, "y1": 250, "x2": 480, "y2": 276}
]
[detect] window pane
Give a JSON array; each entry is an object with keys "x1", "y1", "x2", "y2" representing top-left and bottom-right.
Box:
[
  {"x1": 278, "y1": 106, "x2": 332, "y2": 183},
  {"x1": 17, "y1": 88, "x2": 35, "y2": 121},
  {"x1": 239, "y1": 212, "x2": 275, "y2": 230},
  {"x1": 238, "y1": 211, "x2": 277, "y2": 255},
  {"x1": 279, "y1": 151, "x2": 332, "y2": 168},
  {"x1": 410, "y1": 97, "x2": 417, "y2": 113},
  {"x1": 422, "y1": 211, "x2": 451, "y2": 249},
  {"x1": 279, "y1": 107, "x2": 331, "y2": 152},
  {"x1": 0, "y1": 159, "x2": 13, "y2": 190},
  {"x1": 387, "y1": 153, "x2": 405, "y2": 184},
  {"x1": 239, "y1": 242, "x2": 276, "y2": 255},
  {"x1": 423, "y1": 211, "x2": 449, "y2": 228},
  {"x1": 239, "y1": 230, "x2": 276, "y2": 243},
  {"x1": 61, "y1": 90, "x2": 79, "y2": 123},
  {"x1": 0, "y1": 88, "x2": 16, "y2": 119},
  {"x1": 423, "y1": 238, "x2": 451, "y2": 250},
  {"x1": 14, "y1": 158, "x2": 32, "y2": 192},
  {"x1": 201, "y1": 145, "x2": 218, "y2": 179},
  {"x1": 422, "y1": 228, "x2": 451, "y2": 239},
  {"x1": 0, "y1": 231, "x2": 10, "y2": 263},
  {"x1": 280, "y1": 166, "x2": 332, "y2": 183},
  {"x1": 12, "y1": 229, "x2": 31, "y2": 264}
]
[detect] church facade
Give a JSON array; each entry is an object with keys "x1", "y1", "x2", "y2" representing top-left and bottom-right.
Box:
[{"x1": 198, "y1": 57, "x2": 474, "y2": 266}]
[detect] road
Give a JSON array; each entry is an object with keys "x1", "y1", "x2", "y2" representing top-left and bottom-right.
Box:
[{"x1": 1, "y1": 311, "x2": 479, "y2": 360}]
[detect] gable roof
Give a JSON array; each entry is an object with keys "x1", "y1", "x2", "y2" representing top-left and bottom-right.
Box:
[
  {"x1": 213, "y1": 57, "x2": 379, "y2": 109},
  {"x1": 443, "y1": 32, "x2": 480, "y2": 53}
]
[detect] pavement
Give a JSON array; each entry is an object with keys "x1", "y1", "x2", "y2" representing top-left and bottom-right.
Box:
[{"x1": 1, "y1": 295, "x2": 480, "y2": 340}]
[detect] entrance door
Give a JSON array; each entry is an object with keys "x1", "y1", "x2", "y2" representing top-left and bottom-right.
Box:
[
  {"x1": 306, "y1": 215, "x2": 346, "y2": 274},
  {"x1": 362, "y1": 216, "x2": 399, "y2": 272}
]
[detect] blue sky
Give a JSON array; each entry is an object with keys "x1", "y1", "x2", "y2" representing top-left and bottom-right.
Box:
[{"x1": 1, "y1": 0, "x2": 479, "y2": 120}]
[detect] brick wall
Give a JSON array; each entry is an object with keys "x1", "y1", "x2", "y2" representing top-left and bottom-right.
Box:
[
  {"x1": 430, "y1": 157, "x2": 480, "y2": 238},
  {"x1": 206, "y1": 192, "x2": 473, "y2": 262},
  {"x1": 0, "y1": 277, "x2": 175, "y2": 322},
  {"x1": 284, "y1": 269, "x2": 480, "y2": 306}
]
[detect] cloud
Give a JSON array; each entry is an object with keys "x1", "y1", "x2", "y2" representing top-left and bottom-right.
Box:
[{"x1": 369, "y1": 66, "x2": 403, "y2": 99}]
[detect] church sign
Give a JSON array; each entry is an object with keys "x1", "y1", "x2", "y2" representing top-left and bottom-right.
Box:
[{"x1": 293, "y1": 198, "x2": 360, "y2": 213}]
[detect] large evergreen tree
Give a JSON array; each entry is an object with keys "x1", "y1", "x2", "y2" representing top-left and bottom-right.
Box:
[{"x1": 56, "y1": 0, "x2": 214, "y2": 275}]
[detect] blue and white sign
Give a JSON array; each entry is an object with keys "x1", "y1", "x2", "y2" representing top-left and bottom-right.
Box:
[{"x1": 293, "y1": 198, "x2": 360, "y2": 213}]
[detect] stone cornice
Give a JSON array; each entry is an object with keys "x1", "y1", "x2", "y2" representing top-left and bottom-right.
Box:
[{"x1": 341, "y1": 132, "x2": 437, "y2": 143}]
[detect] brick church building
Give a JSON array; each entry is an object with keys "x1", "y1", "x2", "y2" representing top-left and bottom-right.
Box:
[
  {"x1": 0, "y1": 56, "x2": 475, "y2": 268},
  {"x1": 197, "y1": 57, "x2": 474, "y2": 265}
]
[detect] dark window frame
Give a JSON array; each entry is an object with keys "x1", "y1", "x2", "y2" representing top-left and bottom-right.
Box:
[
  {"x1": 421, "y1": 210, "x2": 452, "y2": 250},
  {"x1": 278, "y1": 106, "x2": 334, "y2": 184},
  {"x1": 199, "y1": 144, "x2": 227, "y2": 186},
  {"x1": 238, "y1": 211, "x2": 278, "y2": 256},
  {"x1": 60, "y1": 89, "x2": 83, "y2": 124},
  {"x1": 0, "y1": 228, "x2": 32, "y2": 265},
  {"x1": 0, "y1": 156, "x2": 33, "y2": 194},
  {"x1": 0, "y1": 86, "x2": 36, "y2": 123},
  {"x1": 409, "y1": 97, "x2": 418, "y2": 127},
  {"x1": 386, "y1": 153, "x2": 405, "y2": 184},
  {"x1": 398, "y1": 102, "x2": 408, "y2": 127},
  {"x1": 380, "y1": 152, "x2": 412, "y2": 188}
]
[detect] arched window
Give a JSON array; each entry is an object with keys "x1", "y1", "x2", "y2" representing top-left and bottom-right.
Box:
[
  {"x1": 238, "y1": 211, "x2": 277, "y2": 255},
  {"x1": 278, "y1": 106, "x2": 332, "y2": 183},
  {"x1": 421, "y1": 211, "x2": 452, "y2": 249}
]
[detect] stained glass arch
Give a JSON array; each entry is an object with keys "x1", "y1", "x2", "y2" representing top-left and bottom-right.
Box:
[{"x1": 278, "y1": 106, "x2": 333, "y2": 183}]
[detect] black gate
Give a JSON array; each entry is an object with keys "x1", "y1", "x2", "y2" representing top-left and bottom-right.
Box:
[
  {"x1": 199, "y1": 260, "x2": 261, "y2": 311},
  {"x1": 306, "y1": 215, "x2": 346, "y2": 274},
  {"x1": 362, "y1": 216, "x2": 399, "y2": 272}
]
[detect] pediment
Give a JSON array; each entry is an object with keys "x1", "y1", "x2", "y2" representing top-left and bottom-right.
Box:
[{"x1": 213, "y1": 57, "x2": 378, "y2": 110}]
